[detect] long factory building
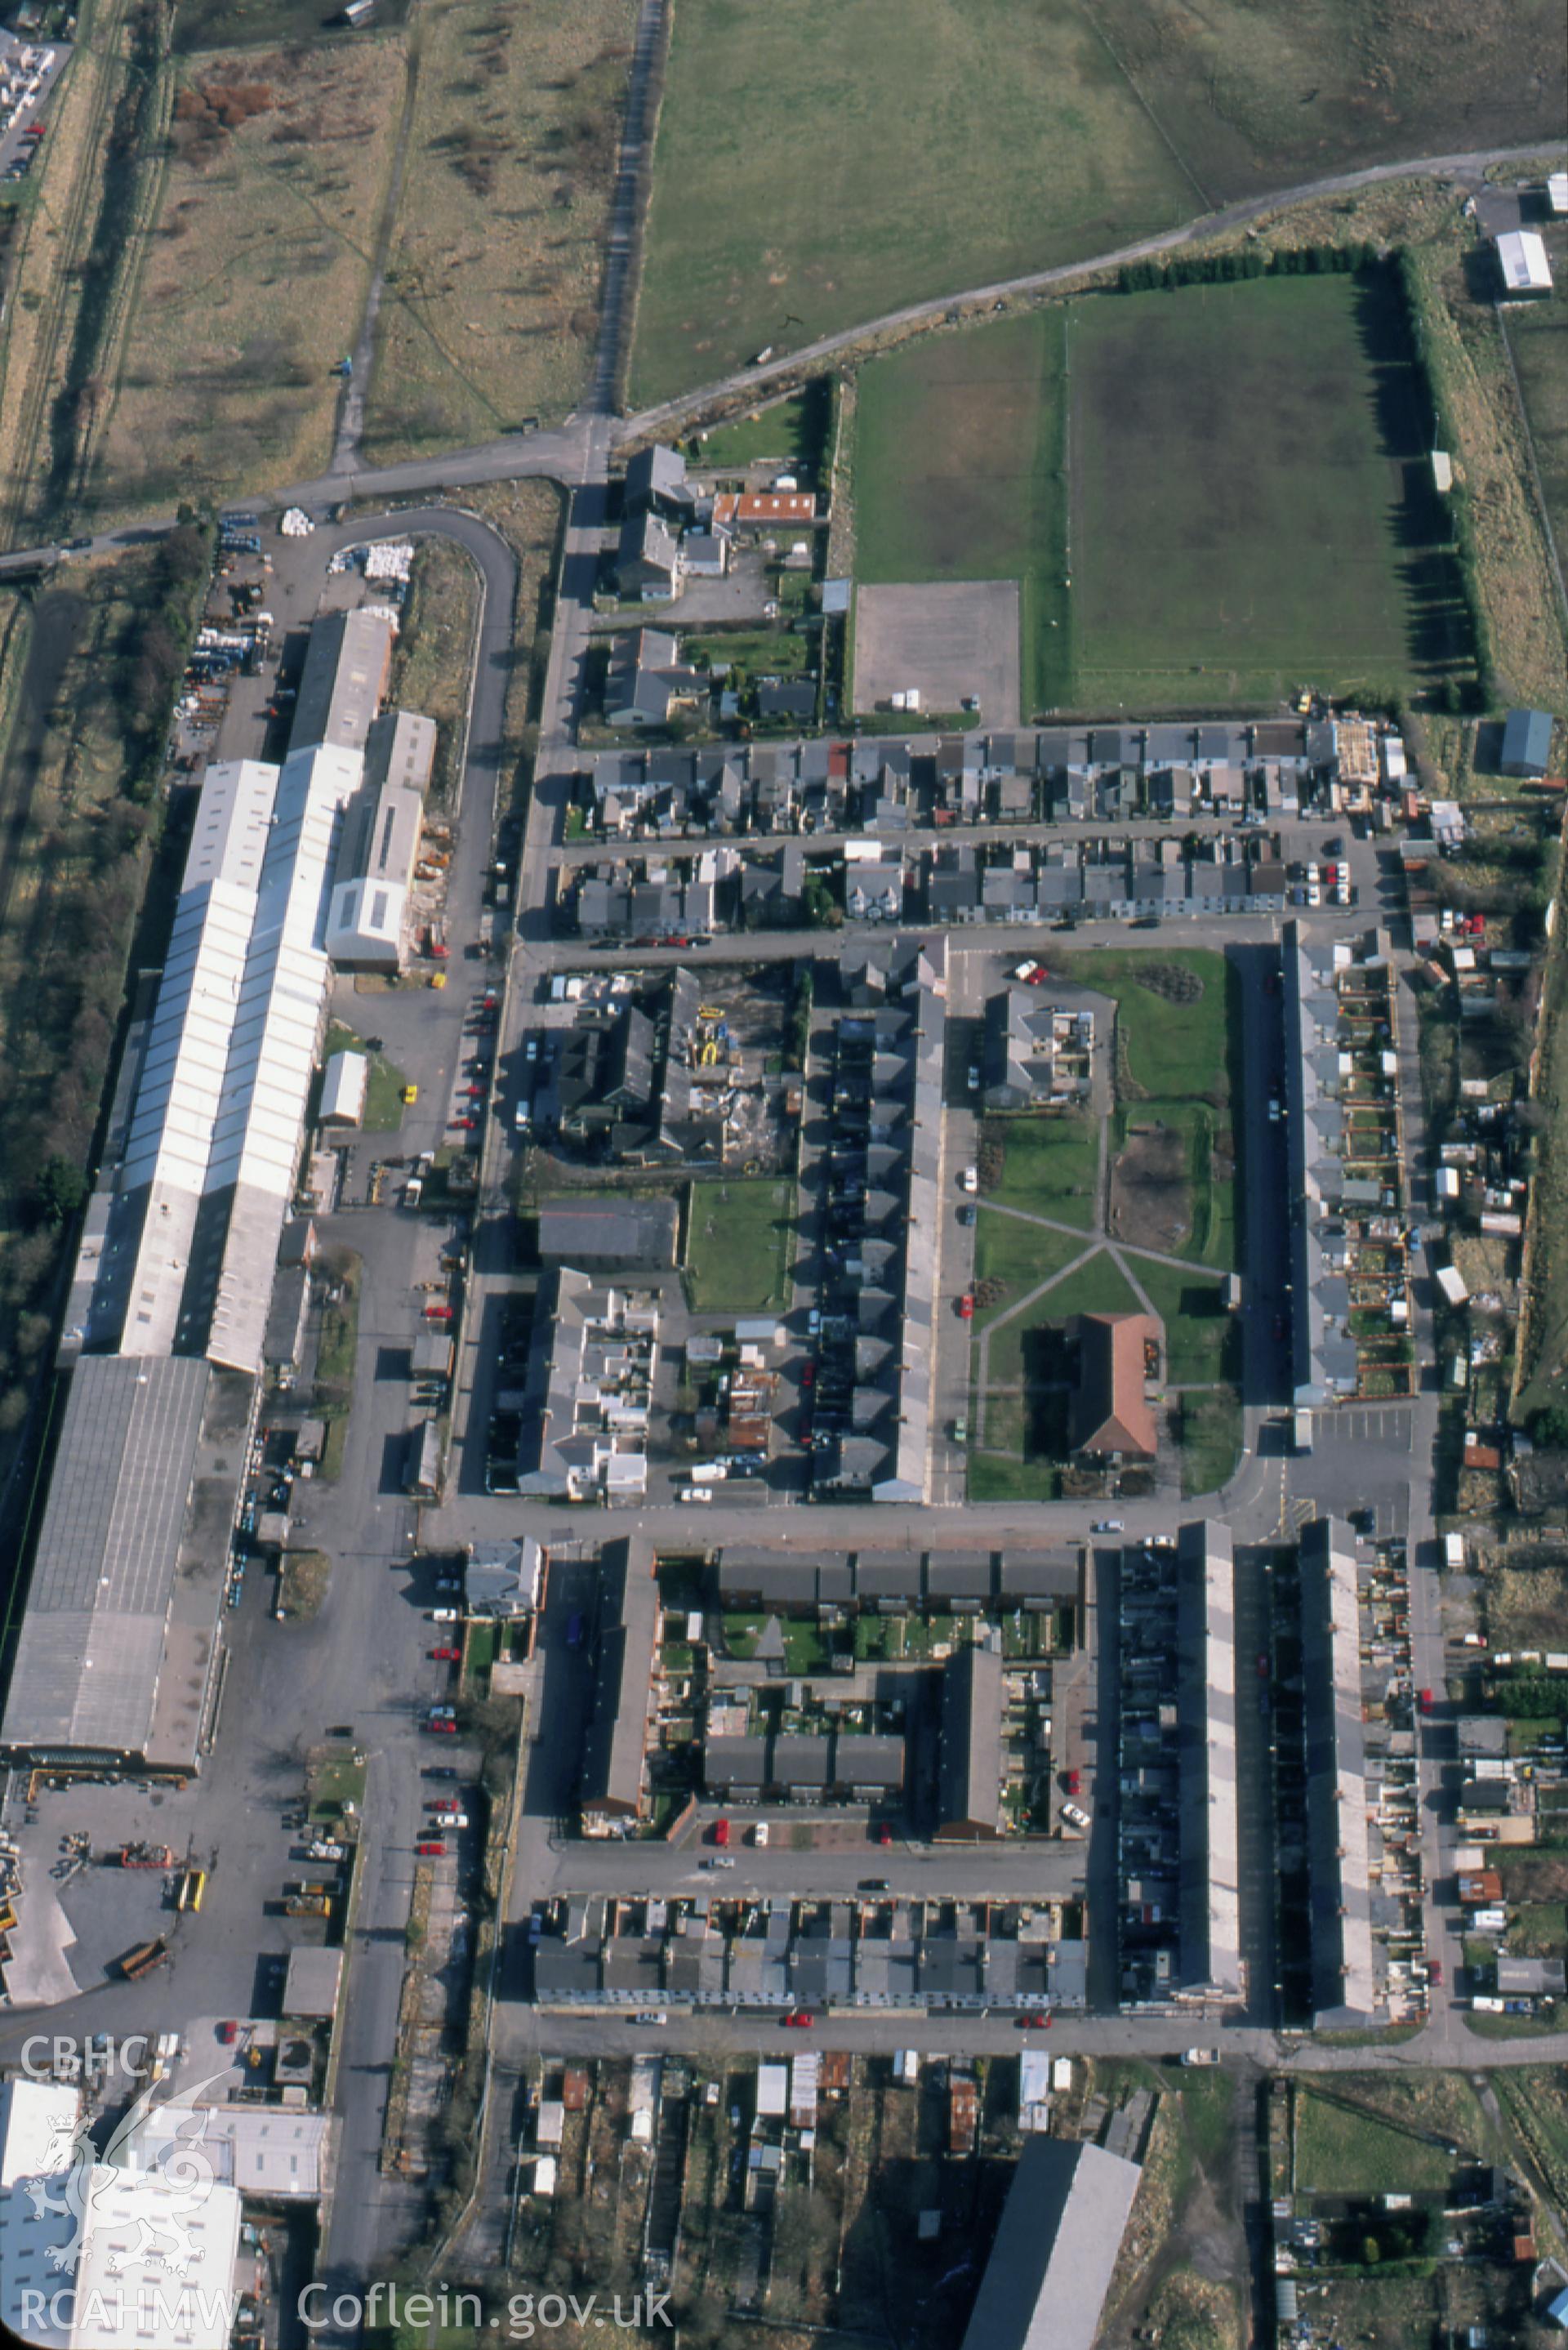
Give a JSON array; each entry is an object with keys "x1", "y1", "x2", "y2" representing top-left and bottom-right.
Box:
[{"x1": 1, "y1": 606, "x2": 434, "y2": 1773}]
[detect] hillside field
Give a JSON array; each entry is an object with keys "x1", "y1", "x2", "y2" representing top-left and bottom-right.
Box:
[
  {"x1": 853, "y1": 269, "x2": 1477, "y2": 715},
  {"x1": 633, "y1": 0, "x2": 1564, "y2": 406},
  {"x1": 631, "y1": 0, "x2": 1192, "y2": 405}
]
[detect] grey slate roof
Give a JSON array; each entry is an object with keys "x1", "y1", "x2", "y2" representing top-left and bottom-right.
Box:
[
  {"x1": 959, "y1": 2138, "x2": 1141, "y2": 2350},
  {"x1": 2, "y1": 1355, "x2": 213, "y2": 1759}
]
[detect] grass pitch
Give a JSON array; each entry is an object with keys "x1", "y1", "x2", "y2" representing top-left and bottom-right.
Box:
[
  {"x1": 631, "y1": 0, "x2": 1192, "y2": 406},
  {"x1": 1067, "y1": 272, "x2": 1472, "y2": 710},
  {"x1": 685, "y1": 1179, "x2": 795, "y2": 1313},
  {"x1": 852, "y1": 270, "x2": 1473, "y2": 714}
]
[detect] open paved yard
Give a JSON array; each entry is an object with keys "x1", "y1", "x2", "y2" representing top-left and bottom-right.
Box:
[{"x1": 853, "y1": 580, "x2": 1019, "y2": 725}]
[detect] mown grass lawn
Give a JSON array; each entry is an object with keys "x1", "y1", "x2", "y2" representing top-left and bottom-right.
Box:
[
  {"x1": 1058, "y1": 949, "x2": 1233, "y2": 1104},
  {"x1": 973, "y1": 1216, "x2": 1089, "y2": 1326},
  {"x1": 685, "y1": 1179, "x2": 795, "y2": 1313},
  {"x1": 1067, "y1": 271, "x2": 1472, "y2": 709},
  {"x1": 1178, "y1": 1386, "x2": 1243, "y2": 1498},
  {"x1": 983, "y1": 1110, "x2": 1098, "y2": 1229},
  {"x1": 1134, "y1": 1256, "x2": 1233, "y2": 1388},
  {"x1": 1294, "y1": 2089, "x2": 1454, "y2": 2196}
]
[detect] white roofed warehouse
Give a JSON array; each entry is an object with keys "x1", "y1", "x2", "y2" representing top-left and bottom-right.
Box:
[
  {"x1": 1494, "y1": 229, "x2": 1553, "y2": 297},
  {"x1": 1, "y1": 604, "x2": 442, "y2": 1777},
  {"x1": 318, "y1": 1048, "x2": 368, "y2": 1126}
]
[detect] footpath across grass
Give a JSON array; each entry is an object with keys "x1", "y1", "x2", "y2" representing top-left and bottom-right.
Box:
[
  {"x1": 982, "y1": 1111, "x2": 1098, "y2": 1229},
  {"x1": 633, "y1": 0, "x2": 1189, "y2": 405},
  {"x1": 685, "y1": 1179, "x2": 795, "y2": 1313}
]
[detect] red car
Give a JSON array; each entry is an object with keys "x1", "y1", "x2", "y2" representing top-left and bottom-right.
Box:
[
  {"x1": 1428, "y1": 1958, "x2": 1444, "y2": 1986},
  {"x1": 416, "y1": 1841, "x2": 447, "y2": 1857},
  {"x1": 713, "y1": 1818, "x2": 730, "y2": 1848},
  {"x1": 1015, "y1": 2013, "x2": 1052, "y2": 2030},
  {"x1": 430, "y1": 1797, "x2": 462, "y2": 1813},
  {"x1": 421, "y1": 1719, "x2": 457, "y2": 1735},
  {"x1": 425, "y1": 1304, "x2": 453, "y2": 1321},
  {"x1": 449, "y1": 1115, "x2": 477, "y2": 1131},
  {"x1": 430, "y1": 1645, "x2": 461, "y2": 1661},
  {"x1": 1025, "y1": 967, "x2": 1049, "y2": 986},
  {"x1": 878, "y1": 1826, "x2": 893, "y2": 1848},
  {"x1": 801, "y1": 1362, "x2": 816, "y2": 1389},
  {"x1": 782, "y1": 2012, "x2": 815, "y2": 2029},
  {"x1": 1419, "y1": 1688, "x2": 1435, "y2": 1712},
  {"x1": 958, "y1": 1292, "x2": 973, "y2": 1320},
  {"x1": 217, "y1": 2020, "x2": 239, "y2": 2046},
  {"x1": 1065, "y1": 1770, "x2": 1081, "y2": 1795}
]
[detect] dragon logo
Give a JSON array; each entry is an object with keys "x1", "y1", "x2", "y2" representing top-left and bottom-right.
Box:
[{"x1": 20, "y1": 2071, "x2": 231, "y2": 2274}]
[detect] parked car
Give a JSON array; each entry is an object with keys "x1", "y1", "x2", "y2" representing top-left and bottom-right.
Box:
[
  {"x1": 713, "y1": 1819, "x2": 731, "y2": 1848},
  {"x1": 782, "y1": 2012, "x2": 815, "y2": 2029},
  {"x1": 1060, "y1": 1801, "x2": 1090, "y2": 1831},
  {"x1": 632, "y1": 2012, "x2": 668, "y2": 2027},
  {"x1": 416, "y1": 1841, "x2": 447, "y2": 1857},
  {"x1": 430, "y1": 1646, "x2": 461, "y2": 1661},
  {"x1": 957, "y1": 1292, "x2": 973, "y2": 1320},
  {"x1": 1091, "y1": 1518, "x2": 1123, "y2": 1533},
  {"x1": 1015, "y1": 2013, "x2": 1052, "y2": 2030}
]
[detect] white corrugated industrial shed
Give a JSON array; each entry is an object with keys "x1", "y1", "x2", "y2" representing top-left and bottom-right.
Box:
[
  {"x1": 130, "y1": 2104, "x2": 334, "y2": 2201},
  {"x1": 1547, "y1": 172, "x2": 1568, "y2": 216},
  {"x1": 0, "y1": 2079, "x2": 82, "y2": 2189},
  {"x1": 319, "y1": 1048, "x2": 368, "y2": 1126},
  {"x1": 201, "y1": 742, "x2": 365, "y2": 1376},
  {"x1": 1496, "y1": 229, "x2": 1553, "y2": 295}
]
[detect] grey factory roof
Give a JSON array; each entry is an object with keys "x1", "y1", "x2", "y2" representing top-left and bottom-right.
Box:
[
  {"x1": 363, "y1": 706, "x2": 435, "y2": 797},
  {"x1": 937, "y1": 1644, "x2": 1004, "y2": 1837},
  {"x1": 580, "y1": 1538, "x2": 661, "y2": 1818},
  {"x1": 1, "y1": 1355, "x2": 219, "y2": 1762},
  {"x1": 1176, "y1": 1521, "x2": 1242, "y2": 2002},
  {"x1": 1500, "y1": 707, "x2": 1553, "y2": 780},
  {"x1": 1299, "y1": 1517, "x2": 1377, "y2": 2022},
  {"x1": 960, "y1": 2138, "x2": 1141, "y2": 2350},
  {"x1": 289, "y1": 607, "x2": 395, "y2": 757},
  {"x1": 536, "y1": 1195, "x2": 679, "y2": 1270}
]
